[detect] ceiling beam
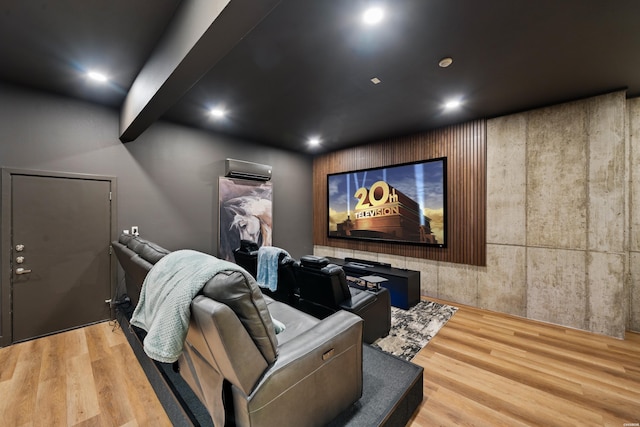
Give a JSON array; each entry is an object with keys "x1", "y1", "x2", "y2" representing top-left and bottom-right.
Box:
[{"x1": 119, "y1": 0, "x2": 281, "y2": 142}]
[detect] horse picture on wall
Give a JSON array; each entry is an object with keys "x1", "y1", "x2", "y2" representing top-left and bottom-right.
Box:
[{"x1": 218, "y1": 177, "x2": 273, "y2": 261}]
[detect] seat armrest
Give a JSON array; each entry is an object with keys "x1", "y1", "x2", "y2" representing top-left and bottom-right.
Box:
[
  {"x1": 274, "y1": 310, "x2": 362, "y2": 367},
  {"x1": 242, "y1": 310, "x2": 364, "y2": 426},
  {"x1": 249, "y1": 310, "x2": 363, "y2": 407},
  {"x1": 339, "y1": 289, "x2": 377, "y2": 312}
]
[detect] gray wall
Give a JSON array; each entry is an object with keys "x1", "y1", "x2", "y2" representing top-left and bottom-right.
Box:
[{"x1": 0, "y1": 82, "x2": 313, "y2": 256}]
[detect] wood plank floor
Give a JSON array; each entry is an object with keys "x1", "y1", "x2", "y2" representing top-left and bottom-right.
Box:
[
  {"x1": 0, "y1": 321, "x2": 171, "y2": 427},
  {"x1": 1, "y1": 301, "x2": 639, "y2": 426},
  {"x1": 409, "y1": 299, "x2": 640, "y2": 427}
]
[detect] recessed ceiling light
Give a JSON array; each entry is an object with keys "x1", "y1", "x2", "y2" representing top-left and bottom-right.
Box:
[
  {"x1": 370, "y1": 77, "x2": 381, "y2": 85},
  {"x1": 209, "y1": 107, "x2": 226, "y2": 118},
  {"x1": 362, "y1": 7, "x2": 384, "y2": 25},
  {"x1": 87, "y1": 71, "x2": 107, "y2": 83},
  {"x1": 308, "y1": 136, "x2": 321, "y2": 147},
  {"x1": 438, "y1": 57, "x2": 453, "y2": 68},
  {"x1": 444, "y1": 99, "x2": 462, "y2": 110}
]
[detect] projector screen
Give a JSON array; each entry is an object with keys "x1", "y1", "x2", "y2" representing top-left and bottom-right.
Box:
[{"x1": 327, "y1": 157, "x2": 446, "y2": 247}]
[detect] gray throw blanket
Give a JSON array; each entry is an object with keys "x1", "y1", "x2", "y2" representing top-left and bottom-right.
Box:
[{"x1": 131, "y1": 249, "x2": 248, "y2": 363}]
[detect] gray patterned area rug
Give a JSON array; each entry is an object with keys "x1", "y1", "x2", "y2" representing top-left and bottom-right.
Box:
[{"x1": 372, "y1": 300, "x2": 458, "y2": 361}]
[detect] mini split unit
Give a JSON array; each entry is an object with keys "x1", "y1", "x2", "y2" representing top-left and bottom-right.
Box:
[{"x1": 225, "y1": 158, "x2": 272, "y2": 181}]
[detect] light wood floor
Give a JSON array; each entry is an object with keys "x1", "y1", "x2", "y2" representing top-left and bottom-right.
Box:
[
  {"x1": 1, "y1": 302, "x2": 638, "y2": 427},
  {"x1": 410, "y1": 299, "x2": 640, "y2": 427},
  {"x1": 0, "y1": 321, "x2": 171, "y2": 427}
]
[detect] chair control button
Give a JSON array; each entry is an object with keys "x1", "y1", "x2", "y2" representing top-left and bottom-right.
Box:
[{"x1": 322, "y1": 348, "x2": 335, "y2": 361}]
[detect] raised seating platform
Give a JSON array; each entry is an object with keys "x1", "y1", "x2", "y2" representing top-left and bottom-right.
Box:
[{"x1": 117, "y1": 307, "x2": 423, "y2": 426}]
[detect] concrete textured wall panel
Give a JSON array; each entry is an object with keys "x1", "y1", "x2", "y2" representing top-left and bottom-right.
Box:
[
  {"x1": 629, "y1": 97, "x2": 640, "y2": 333},
  {"x1": 406, "y1": 257, "x2": 439, "y2": 298},
  {"x1": 630, "y1": 252, "x2": 640, "y2": 332},
  {"x1": 334, "y1": 247, "x2": 355, "y2": 260},
  {"x1": 587, "y1": 252, "x2": 625, "y2": 338},
  {"x1": 587, "y1": 92, "x2": 626, "y2": 252},
  {"x1": 352, "y1": 250, "x2": 378, "y2": 263},
  {"x1": 527, "y1": 103, "x2": 588, "y2": 250},
  {"x1": 313, "y1": 245, "x2": 335, "y2": 258},
  {"x1": 487, "y1": 115, "x2": 527, "y2": 245},
  {"x1": 378, "y1": 253, "x2": 407, "y2": 269},
  {"x1": 437, "y1": 263, "x2": 479, "y2": 306},
  {"x1": 527, "y1": 247, "x2": 587, "y2": 330},
  {"x1": 479, "y1": 244, "x2": 526, "y2": 316},
  {"x1": 630, "y1": 98, "x2": 640, "y2": 253}
]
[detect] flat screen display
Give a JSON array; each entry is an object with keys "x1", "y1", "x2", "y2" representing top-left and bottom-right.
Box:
[{"x1": 327, "y1": 157, "x2": 446, "y2": 247}]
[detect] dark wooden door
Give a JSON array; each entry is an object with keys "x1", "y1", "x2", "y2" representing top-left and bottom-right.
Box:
[{"x1": 11, "y1": 174, "x2": 112, "y2": 342}]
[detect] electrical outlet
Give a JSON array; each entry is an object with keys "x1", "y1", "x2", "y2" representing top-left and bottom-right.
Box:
[{"x1": 131, "y1": 226, "x2": 139, "y2": 235}]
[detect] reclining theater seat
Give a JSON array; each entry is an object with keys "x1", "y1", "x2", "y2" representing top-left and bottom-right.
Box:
[
  {"x1": 113, "y1": 234, "x2": 365, "y2": 426},
  {"x1": 179, "y1": 268, "x2": 364, "y2": 427},
  {"x1": 295, "y1": 255, "x2": 391, "y2": 344},
  {"x1": 233, "y1": 240, "x2": 299, "y2": 305},
  {"x1": 233, "y1": 240, "x2": 260, "y2": 277},
  {"x1": 111, "y1": 233, "x2": 170, "y2": 305}
]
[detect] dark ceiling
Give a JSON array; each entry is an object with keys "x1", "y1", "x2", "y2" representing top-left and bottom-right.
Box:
[{"x1": 2, "y1": 0, "x2": 640, "y2": 153}]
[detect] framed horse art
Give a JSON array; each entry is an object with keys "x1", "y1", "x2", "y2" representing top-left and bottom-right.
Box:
[{"x1": 218, "y1": 177, "x2": 273, "y2": 261}]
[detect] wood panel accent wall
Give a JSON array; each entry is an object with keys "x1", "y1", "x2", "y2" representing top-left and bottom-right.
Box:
[{"x1": 313, "y1": 120, "x2": 487, "y2": 266}]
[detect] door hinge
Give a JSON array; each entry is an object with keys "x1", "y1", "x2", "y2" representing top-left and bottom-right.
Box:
[
  {"x1": 109, "y1": 245, "x2": 112, "y2": 255},
  {"x1": 109, "y1": 191, "x2": 112, "y2": 200}
]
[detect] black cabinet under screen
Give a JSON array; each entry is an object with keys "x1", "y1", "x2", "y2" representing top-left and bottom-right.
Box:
[{"x1": 327, "y1": 257, "x2": 420, "y2": 309}]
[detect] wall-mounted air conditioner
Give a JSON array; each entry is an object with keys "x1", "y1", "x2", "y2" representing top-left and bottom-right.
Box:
[{"x1": 225, "y1": 158, "x2": 272, "y2": 181}]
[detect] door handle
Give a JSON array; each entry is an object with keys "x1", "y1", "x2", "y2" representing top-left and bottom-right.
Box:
[{"x1": 15, "y1": 267, "x2": 32, "y2": 275}]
